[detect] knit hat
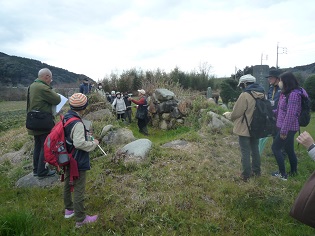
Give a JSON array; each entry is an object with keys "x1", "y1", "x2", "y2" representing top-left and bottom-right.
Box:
[
  {"x1": 69, "y1": 93, "x2": 88, "y2": 111},
  {"x1": 137, "y1": 89, "x2": 146, "y2": 95}
]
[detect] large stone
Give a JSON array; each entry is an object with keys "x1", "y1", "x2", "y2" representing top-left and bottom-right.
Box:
[
  {"x1": 16, "y1": 172, "x2": 61, "y2": 189},
  {"x1": 116, "y1": 139, "x2": 152, "y2": 163},
  {"x1": 102, "y1": 128, "x2": 135, "y2": 145},
  {"x1": 154, "y1": 88, "x2": 175, "y2": 101}
]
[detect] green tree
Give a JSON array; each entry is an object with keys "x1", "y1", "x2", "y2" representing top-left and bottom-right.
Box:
[
  {"x1": 304, "y1": 75, "x2": 315, "y2": 111},
  {"x1": 220, "y1": 79, "x2": 240, "y2": 105}
]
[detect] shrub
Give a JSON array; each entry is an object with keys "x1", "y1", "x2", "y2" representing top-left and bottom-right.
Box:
[
  {"x1": 220, "y1": 79, "x2": 240, "y2": 105},
  {"x1": 304, "y1": 75, "x2": 315, "y2": 111}
]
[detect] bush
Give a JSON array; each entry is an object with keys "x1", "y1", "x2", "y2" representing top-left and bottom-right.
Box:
[
  {"x1": 304, "y1": 75, "x2": 315, "y2": 111},
  {"x1": 219, "y1": 79, "x2": 240, "y2": 105}
]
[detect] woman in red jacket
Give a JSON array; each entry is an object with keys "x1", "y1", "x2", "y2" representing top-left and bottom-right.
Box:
[{"x1": 128, "y1": 89, "x2": 149, "y2": 135}]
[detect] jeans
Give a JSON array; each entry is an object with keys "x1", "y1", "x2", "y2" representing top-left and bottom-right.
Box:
[
  {"x1": 33, "y1": 133, "x2": 49, "y2": 176},
  {"x1": 271, "y1": 130, "x2": 297, "y2": 175},
  {"x1": 64, "y1": 169, "x2": 87, "y2": 222},
  {"x1": 239, "y1": 136, "x2": 261, "y2": 178}
]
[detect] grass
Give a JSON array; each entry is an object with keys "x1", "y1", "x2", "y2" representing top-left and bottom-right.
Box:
[{"x1": 1, "y1": 100, "x2": 315, "y2": 235}]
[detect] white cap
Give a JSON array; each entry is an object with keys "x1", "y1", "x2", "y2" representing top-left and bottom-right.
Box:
[{"x1": 237, "y1": 74, "x2": 256, "y2": 86}]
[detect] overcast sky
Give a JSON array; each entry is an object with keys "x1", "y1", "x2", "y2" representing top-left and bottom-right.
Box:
[{"x1": 1, "y1": 0, "x2": 315, "y2": 81}]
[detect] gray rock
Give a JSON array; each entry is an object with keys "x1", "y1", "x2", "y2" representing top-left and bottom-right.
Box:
[
  {"x1": 154, "y1": 88, "x2": 175, "y2": 101},
  {"x1": 102, "y1": 128, "x2": 135, "y2": 145},
  {"x1": 118, "y1": 139, "x2": 152, "y2": 162},
  {"x1": 16, "y1": 172, "x2": 60, "y2": 189},
  {"x1": 101, "y1": 124, "x2": 114, "y2": 137}
]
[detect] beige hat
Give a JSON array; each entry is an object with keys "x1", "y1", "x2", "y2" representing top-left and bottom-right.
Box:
[
  {"x1": 137, "y1": 89, "x2": 146, "y2": 95},
  {"x1": 237, "y1": 74, "x2": 256, "y2": 86},
  {"x1": 69, "y1": 93, "x2": 88, "y2": 110}
]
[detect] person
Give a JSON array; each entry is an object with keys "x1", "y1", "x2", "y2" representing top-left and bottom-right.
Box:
[
  {"x1": 271, "y1": 71, "x2": 309, "y2": 180},
  {"x1": 79, "y1": 78, "x2": 91, "y2": 95},
  {"x1": 96, "y1": 83, "x2": 105, "y2": 97},
  {"x1": 63, "y1": 93, "x2": 99, "y2": 228},
  {"x1": 128, "y1": 89, "x2": 149, "y2": 135},
  {"x1": 27, "y1": 68, "x2": 61, "y2": 178},
  {"x1": 123, "y1": 92, "x2": 132, "y2": 124},
  {"x1": 296, "y1": 131, "x2": 315, "y2": 160},
  {"x1": 259, "y1": 69, "x2": 282, "y2": 154},
  {"x1": 266, "y1": 68, "x2": 282, "y2": 109},
  {"x1": 110, "y1": 91, "x2": 116, "y2": 104},
  {"x1": 111, "y1": 91, "x2": 126, "y2": 121},
  {"x1": 223, "y1": 74, "x2": 265, "y2": 181}
]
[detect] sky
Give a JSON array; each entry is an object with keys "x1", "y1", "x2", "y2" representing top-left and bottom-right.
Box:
[{"x1": 1, "y1": 0, "x2": 315, "y2": 81}]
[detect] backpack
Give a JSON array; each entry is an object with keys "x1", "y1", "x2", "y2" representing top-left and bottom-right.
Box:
[
  {"x1": 243, "y1": 92, "x2": 276, "y2": 139},
  {"x1": 286, "y1": 88, "x2": 311, "y2": 127},
  {"x1": 44, "y1": 115, "x2": 80, "y2": 191}
]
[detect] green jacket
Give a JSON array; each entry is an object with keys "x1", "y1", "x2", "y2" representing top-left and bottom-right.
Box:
[{"x1": 27, "y1": 79, "x2": 61, "y2": 136}]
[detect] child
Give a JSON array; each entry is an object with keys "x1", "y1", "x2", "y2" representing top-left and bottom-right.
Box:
[{"x1": 63, "y1": 93, "x2": 99, "y2": 228}]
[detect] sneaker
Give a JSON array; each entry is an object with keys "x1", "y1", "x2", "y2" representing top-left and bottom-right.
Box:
[
  {"x1": 272, "y1": 171, "x2": 281, "y2": 177},
  {"x1": 272, "y1": 171, "x2": 287, "y2": 181},
  {"x1": 75, "y1": 215, "x2": 98, "y2": 228},
  {"x1": 280, "y1": 174, "x2": 288, "y2": 181},
  {"x1": 65, "y1": 209, "x2": 75, "y2": 219},
  {"x1": 38, "y1": 170, "x2": 56, "y2": 179}
]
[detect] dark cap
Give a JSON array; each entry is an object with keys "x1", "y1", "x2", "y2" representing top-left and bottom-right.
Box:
[{"x1": 265, "y1": 69, "x2": 281, "y2": 78}]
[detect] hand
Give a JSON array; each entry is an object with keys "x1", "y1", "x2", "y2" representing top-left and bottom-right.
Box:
[
  {"x1": 280, "y1": 134, "x2": 287, "y2": 140},
  {"x1": 296, "y1": 131, "x2": 314, "y2": 149},
  {"x1": 93, "y1": 139, "x2": 99, "y2": 145},
  {"x1": 127, "y1": 97, "x2": 132, "y2": 101},
  {"x1": 223, "y1": 112, "x2": 232, "y2": 120}
]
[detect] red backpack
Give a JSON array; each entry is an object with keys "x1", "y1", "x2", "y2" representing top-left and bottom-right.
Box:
[{"x1": 44, "y1": 115, "x2": 80, "y2": 191}]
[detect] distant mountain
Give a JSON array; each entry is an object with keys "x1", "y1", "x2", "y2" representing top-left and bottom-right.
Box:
[
  {"x1": 0, "y1": 52, "x2": 93, "y2": 87},
  {"x1": 283, "y1": 62, "x2": 315, "y2": 78}
]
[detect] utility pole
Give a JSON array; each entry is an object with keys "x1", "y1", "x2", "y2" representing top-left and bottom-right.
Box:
[
  {"x1": 261, "y1": 53, "x2": 268, "y2": 65},
  {"x1": 276, "y1": 42, "x2": 287, "y2": 69}
]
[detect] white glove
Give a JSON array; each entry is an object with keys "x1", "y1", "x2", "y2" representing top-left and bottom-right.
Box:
[{"x1": 223, "y1": 112, "x2": 232, "y2": 120}]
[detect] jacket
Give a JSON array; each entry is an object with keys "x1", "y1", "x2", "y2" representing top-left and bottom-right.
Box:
[
  {"x1": 274, "y1": 88, "x2": 307, "y2": 136},
  {"x1": 112, "y1": 97, "x2": 126, "y2": 114},
  {"x1": 230, "y1": 83, "x2": 265, "y2": 137},
  {"x1": 267, "y1": 84, "x2": 281, "y2": 109},
  {"x1": 64, "y1": 110, "x2": 98, "y2": 171},
  {"x1": 27, "y1": 79, "x2": 61, "y2": 136}
]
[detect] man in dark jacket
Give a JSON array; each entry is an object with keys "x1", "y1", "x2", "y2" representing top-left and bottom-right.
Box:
[
  {"x1": 27, "y1": 68, "x2": 61, "y2": 178},
  {"x1": 79, "y1": 78, "x2": 91, "y2": 95},
  {"x1": 266, "y1": 69, "x2": 281, "y2": 109}
]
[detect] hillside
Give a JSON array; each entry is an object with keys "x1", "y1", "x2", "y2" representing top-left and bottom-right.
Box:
[{"x1": 0, "y1": 52, "x2": 92, "y2": 87}]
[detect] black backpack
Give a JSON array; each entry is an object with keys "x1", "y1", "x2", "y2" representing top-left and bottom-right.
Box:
[
  {"x1": 286, "y1": 88, "x2": 311, "y2": 127},
  {"x1": 243, "y1": 92, "x2": 276, "y2": 139}
]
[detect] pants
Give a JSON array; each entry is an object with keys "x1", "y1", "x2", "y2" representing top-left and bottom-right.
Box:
[
  {"x1": 116, "y1": 113, "x2": 125, "y2": 121},
  {"x1": 33, "y1": 133, "x2": 49, "y2": 176},
  {"x1": 271, "y1": 130, "x2": 297, "y2": 175},
  {"x1": 138, "y1": 117, "x2": 148, "y2": 134},
  {"x1": 64, "y1": 169, "x2": 87, "y2": 222},
  {"x1": 239, "y1": 136, "x2": 261, "y2": 178},
  {"x1": 125, "y1": 109, "x2": 132, "y2": 123}
]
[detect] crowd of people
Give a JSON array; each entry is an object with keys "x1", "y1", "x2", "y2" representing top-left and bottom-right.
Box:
[
  {"x1": 224, "y1": 69, "x2": 311, "y2": 182},
  {"x1": 26, "y1": 67, "x2": 313, "y2": 228}
]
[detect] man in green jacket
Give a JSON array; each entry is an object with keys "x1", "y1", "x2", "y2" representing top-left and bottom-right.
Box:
[{"x1": 27, "y1": 68, "x2": 61, "y2": 178}]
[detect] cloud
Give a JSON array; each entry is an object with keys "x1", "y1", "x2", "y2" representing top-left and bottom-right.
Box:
[{"x1": 0, "y1": 0, "x2": 315, "y2": 80}]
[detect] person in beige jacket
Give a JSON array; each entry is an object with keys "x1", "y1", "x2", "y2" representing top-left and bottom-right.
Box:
[{"x1": 224, "y1": 74, "x2": 265, "y2": 181}]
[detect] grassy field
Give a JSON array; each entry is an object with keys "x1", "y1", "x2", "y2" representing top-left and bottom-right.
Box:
[{"x1": 1, "y1": 99, "x2": 315, "y2": 236}]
